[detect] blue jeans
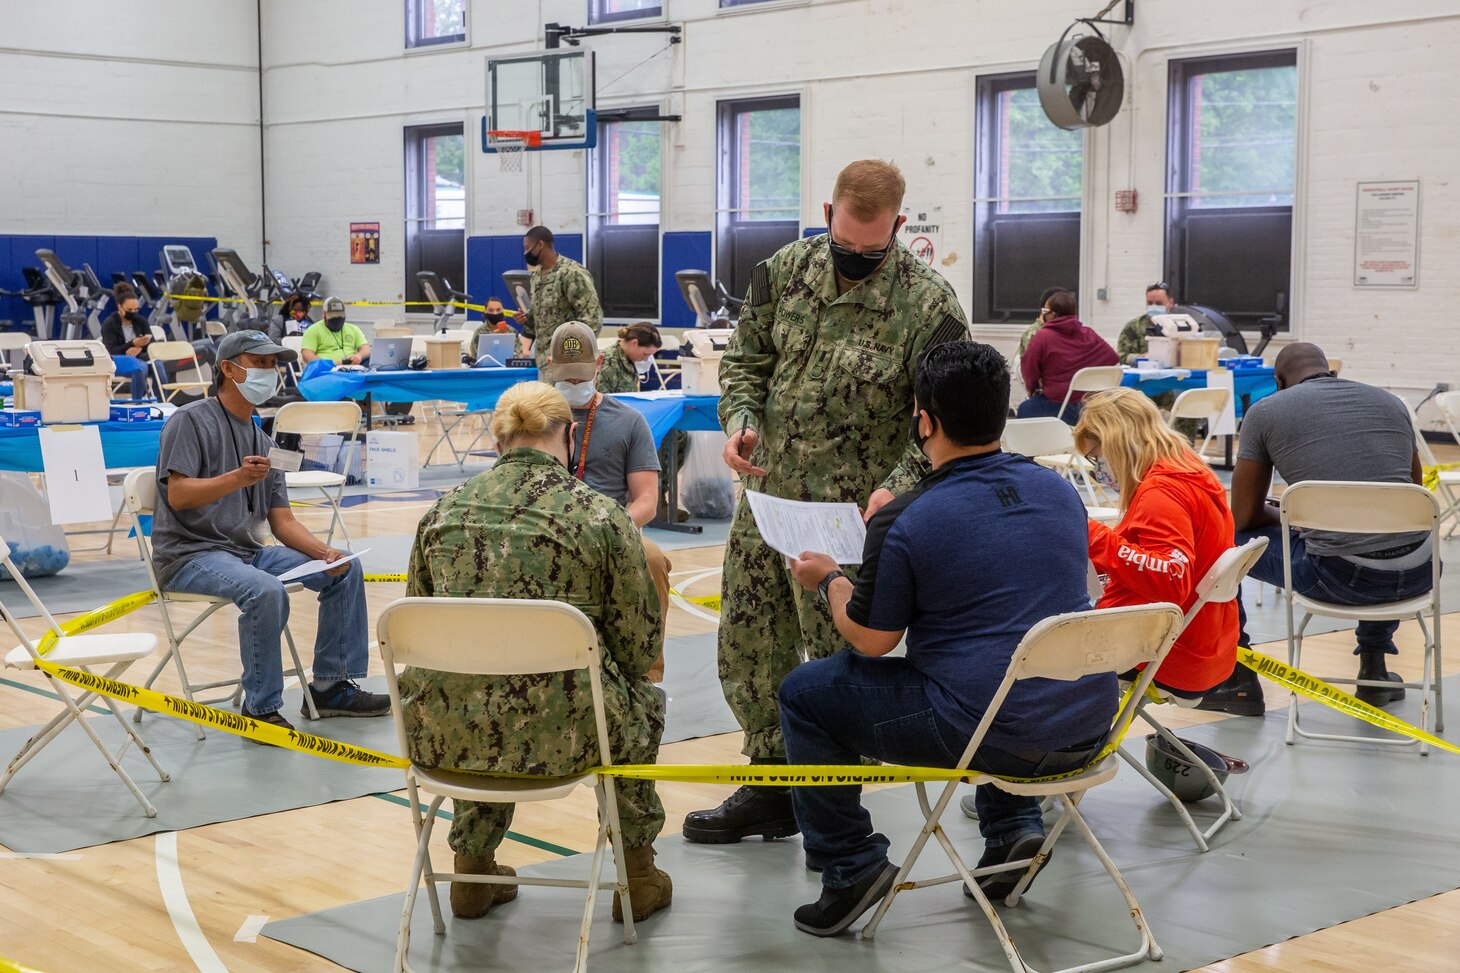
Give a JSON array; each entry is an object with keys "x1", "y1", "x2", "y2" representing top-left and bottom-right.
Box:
[
  {"x1": 780, "y1": 651, "x2": 1100, "y2": 889},
  {"x1": 166, "y1": 546, "x2": 369, "y2": 714},
  {"x1": 1236, "y1": 525, "x2": 1434, "y2": 655},
  {"x1": 1016, "y1": 392, "x2": 1079, "y2": 425}
]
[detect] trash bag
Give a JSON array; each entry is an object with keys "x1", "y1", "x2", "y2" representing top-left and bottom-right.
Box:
[
  {"x1": 679, "y1": 431, "x2": 736, "y2": 520},
  {"x1": 0, "y1": 472, "x2": 70, "y2": 579}
]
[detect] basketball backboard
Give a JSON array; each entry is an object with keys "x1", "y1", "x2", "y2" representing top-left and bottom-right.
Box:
[{"x1": 484, "y1": 50, "x2": 596, "y2": 152}]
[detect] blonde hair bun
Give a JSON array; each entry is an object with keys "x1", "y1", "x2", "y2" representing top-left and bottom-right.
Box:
[{"x1": 492, "y1": 381, "x2": 572, "y2": 445}]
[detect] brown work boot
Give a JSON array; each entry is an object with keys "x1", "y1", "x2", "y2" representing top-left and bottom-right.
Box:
[
  {"x1": 612, "y1": 844, "x2": 672, "y2": 923},
  {"x1": 450, "y1": 853, "x2": 519, "y2": 919}
]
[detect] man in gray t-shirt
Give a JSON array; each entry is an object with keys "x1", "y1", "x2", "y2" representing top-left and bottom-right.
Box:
[
  {"x1": 1199, "y1": 342, "x2": 1431, "y2": 717},
  {"x1": 152, "y1": 330, "x2": 390, "y2": 727},
  {"x1": 546, "y1": 321, "x2": 671, "y2": 680}
]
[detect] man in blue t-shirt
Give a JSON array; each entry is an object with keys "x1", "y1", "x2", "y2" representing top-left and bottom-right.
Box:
[{"x1": 780, "y1": 341, "x2": 1117, "y2": 938}]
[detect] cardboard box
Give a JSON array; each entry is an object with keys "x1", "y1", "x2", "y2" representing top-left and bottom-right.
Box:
[
  {"x1": 109, "y1": 404, "x2": 154, "y2": 423},
  {"x1": 425, "y1": 336, "x2": 465, "y2": 370},
  {"x1": 0, "y1": 409, "x2": 41, "y2": 428},
  {"x1": 366, "y1": 431, "x2": 420, "y2": 490}
]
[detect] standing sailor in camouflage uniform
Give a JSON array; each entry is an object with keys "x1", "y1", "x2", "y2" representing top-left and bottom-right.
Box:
[
  {"x1": 682, "y1": 160, "x2": 971, "y2": 843},
  {"x1": 521, "y1": 225, "x2": 604, "y2": 368},
  {"x1": 399, "y1": 381, "x2": 672, "y2": 922}
]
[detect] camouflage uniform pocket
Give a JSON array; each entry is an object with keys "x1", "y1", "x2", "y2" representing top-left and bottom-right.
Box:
[{"x1": 831, "y1": 346, "x2": 903, "y2": 417}]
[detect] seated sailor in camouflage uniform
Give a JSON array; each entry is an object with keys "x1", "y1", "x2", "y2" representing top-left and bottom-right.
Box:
[{"x1": 399, "y1": 381, "x2": 672, "y2": 922}]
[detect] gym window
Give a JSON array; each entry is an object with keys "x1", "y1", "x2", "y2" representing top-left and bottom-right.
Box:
[
  {"x1": 404, "y1": 124, "x2": 466, "y2": 303},
  {"x1": 405, "y1": 0, "x2": 466, "y2": 48},
  {"x1": 1165, "y1": 49, "x2": 1297, "y2": 331},
  {"x1": 590, "y1": 0, "x2": 661, "y2": 24},
  {"x1": 716, "y1": 95, "x2": 801, "y2": 301},
  {"x1": 720, "y1": 0, "x2": 779, "y2": 6},
  {"x1": 972, "y1": 71, "x2": 1083, "y2": 323},
  {"x1": 588, "y1": 112, "x2": 662, "y2": 319}
]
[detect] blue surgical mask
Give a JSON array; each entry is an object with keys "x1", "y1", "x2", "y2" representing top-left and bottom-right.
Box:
[
  {"x1": 1146, "y1": 305, "x2": 1168, "y2": 317},
  {"x1": 229, "y1": 364, "x2": 278, "y2": 405}
]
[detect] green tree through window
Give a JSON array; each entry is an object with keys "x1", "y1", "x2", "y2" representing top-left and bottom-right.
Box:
[
  {"x1": 1190, "y1": 66, "x2": 1296, "y2": 207},
  {"x1": 741, "y1": 107, "x2": 800, "y2": 221},
  {"x1": 999, "y1": 87, "x2": 1082, "y2": 214}
]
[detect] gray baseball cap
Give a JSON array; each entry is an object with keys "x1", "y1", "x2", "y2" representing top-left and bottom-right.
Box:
[
  {"x1": 216, "y1": 329, "x2": 297, "y2": 364},
  {"x1": 323, "y1": 295, "x2": 347, "y2": 321}
]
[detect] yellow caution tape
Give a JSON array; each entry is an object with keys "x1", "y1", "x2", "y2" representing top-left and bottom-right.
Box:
[
  {"x1": 35, "y1": 590, "x2": 156, "y2": 656},
  {"x1": 1239, "y1": 646, "x2": 1459, "y2": 755},
  {"x1": 0, "y1": 956, "x2": 46, "y2": 973},
  {"x1": 163, "y1": 293, "x2": 512, "y2": 316},
  {"x1": 364, "y1": 573, "x2": 408, "y2": 583},
  {"x1": 1422, "y1": 463, "x2": 1460, "y2": 492},
  {"x1": 669, "y1": 587, "x2": 721, "y2": 612}
]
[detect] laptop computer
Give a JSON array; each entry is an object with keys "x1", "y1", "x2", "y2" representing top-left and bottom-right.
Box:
[
  {"x1": 475, "y1": 332, "x2": 516, "y2": 367},
  {"x1": 370, "y1": 337, "x2": 413, "y2": 371}
]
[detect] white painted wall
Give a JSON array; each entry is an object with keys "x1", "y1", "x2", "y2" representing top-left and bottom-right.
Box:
[
  {"x1": 0, "y1": 0, "x2": 264, "y2": 258},
  {"x1": 10, "y1": 1, "x2": 1460, "y2": 416}
]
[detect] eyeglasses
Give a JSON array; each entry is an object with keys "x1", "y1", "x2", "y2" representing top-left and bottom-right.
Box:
[{"x1": 827, "y1": 207, "x2": 899, "y2": 261}]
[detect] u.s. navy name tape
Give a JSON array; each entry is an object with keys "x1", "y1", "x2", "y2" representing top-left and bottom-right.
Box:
[{"x1": 1238, "y1": 646, "x2": 1459, "y2": 755}]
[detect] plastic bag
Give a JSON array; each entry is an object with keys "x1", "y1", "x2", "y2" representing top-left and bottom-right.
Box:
[
  {"x1": 679, "y1": 431, "x2": 736, "y2": 520},
  {"x1": 300, "y1": 433, "x2": 364, "y2": 485},
  {"x1": 0, "y1": 471, "x2": 70, "y2": 578}
]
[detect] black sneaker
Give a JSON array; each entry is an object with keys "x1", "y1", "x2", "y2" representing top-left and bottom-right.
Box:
[
  {"x1": 965, "y1": 831, "x2": 1049, "y2": 902},
  {"x1": 241, "y1": 707, "x2": 295, "y2": 745},
  {"x1": 681, "y1": 785, "x2": 799, "y2": 844},
  {"x1": 1195, "y1": 660, "x2": 1266, "y2": 717},
  {"x1": 793, "y1": 861, "x2": 898, "y2": 937},
  {"x1": 303, "y1": 680, "x2": 391, "y2": 718}
]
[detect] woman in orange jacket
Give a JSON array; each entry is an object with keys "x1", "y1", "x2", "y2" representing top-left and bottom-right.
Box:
[{"x1": 1075, "y1": 388, "x2": 1241, "y2": 699}]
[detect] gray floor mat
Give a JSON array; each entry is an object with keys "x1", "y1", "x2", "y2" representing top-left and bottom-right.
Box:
[
  {"x1": 661, "y1": 632, "x2": 736, "y2": 743},
  {"x1": 262, "y1": 678, "x2": 1460, "y2": 973},
  {"x1": 0, "y1": 557, "x2": 152, "y2": 619}
]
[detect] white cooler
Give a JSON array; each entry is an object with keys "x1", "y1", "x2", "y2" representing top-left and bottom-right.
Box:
[
  {"x1": 18, "y1": 340, "x2": 116, "y2": 423},
  {"x1": 681, "y1": 328, "x2": 734, "y2": 395}
]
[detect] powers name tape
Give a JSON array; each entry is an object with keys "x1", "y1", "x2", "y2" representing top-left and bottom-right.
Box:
[{"x1": 1237, "y1": 646, "x2": 1459, "y2": 755}]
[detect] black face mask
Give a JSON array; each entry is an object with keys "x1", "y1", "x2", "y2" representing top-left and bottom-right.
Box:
[
  {"x1": 828, "y1": 207, "x2": 897, "y2": 282},
  {"x1": 911, "y1": 410, "x2": 933, "y2": 455},
  {"x1": 325, "y1": 317, "x2": 345, "y2": 332},
  {"x1": 485, "y1": 312, "x2": 505, "y2": 324},
  {"x1": 524, "y1": 248, "x2": 542, "y2": 268}
]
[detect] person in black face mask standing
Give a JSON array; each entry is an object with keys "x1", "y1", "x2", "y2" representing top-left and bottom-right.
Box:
[
  {"x1": 299, "y1": 296, "x2": 371, "y2": 366},
  {"x1": 681, "y1": 159, "x2": 972, "y2": 845},
  {"x1": 519, "y1": 226, "x2": 603, "y2": 368}
]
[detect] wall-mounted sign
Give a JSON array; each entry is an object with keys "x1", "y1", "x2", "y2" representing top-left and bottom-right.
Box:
[
  {"x1": 900, "y1": 208, "x2": 943, "y2": 275},
  {"x1": 350, "y1": 222, "x2": 381, "y2": 264},
  {"x1": 1354, "y1": 181, "x2": 1419, "y2": 288}
]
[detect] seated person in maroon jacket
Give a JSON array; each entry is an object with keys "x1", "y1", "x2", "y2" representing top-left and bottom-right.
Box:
[{"x1": 1017, "y1": 289, "x2": 1118, "y2": 425}]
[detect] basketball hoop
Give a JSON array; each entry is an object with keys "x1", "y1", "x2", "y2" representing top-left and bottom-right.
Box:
[{"x1": 487, "y1": 130, "x2": 541, "y2": 172}]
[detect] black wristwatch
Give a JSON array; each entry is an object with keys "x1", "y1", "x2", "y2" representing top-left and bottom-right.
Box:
[{"x1": 817, "y1": 569, "x2": 848, "y2": 603}]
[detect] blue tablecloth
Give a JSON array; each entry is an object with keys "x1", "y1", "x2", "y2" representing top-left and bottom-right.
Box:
[
  {"x1": 610, "y1": 393, "x2": 722, "y2": 448},
  {"x1": 298, "y1": 367, "x2": 540, "y2": 411},
  {"x1": 0, "y1": 420, "x2": 166, "y2": 473},
  {"x1": 1121, "y1": 367, "x2": 1277, "y2": 418}
]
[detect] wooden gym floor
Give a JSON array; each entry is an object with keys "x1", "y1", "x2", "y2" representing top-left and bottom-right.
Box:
[{"x1": 1, "y1": 419, "x2": 1458, "y2": 973}]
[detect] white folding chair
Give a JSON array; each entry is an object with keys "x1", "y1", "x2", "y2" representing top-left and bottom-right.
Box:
[
  {"x1": 1427, "y1": 392, "x2": 1460, "y2": 537},
  {"x1": 1281, "y1": 481, "x2": 1443, "y2": 751},
  {"x1": 273, "y1": 401, "x2": 362, "y2": 546},
  {"x1": 1056, "y1": 364, "x2": 1124, "y2": 422},
  {"x1": 1118, "y1": 537, "x2": 1268, "y2": 851},
  {"x1": 379, "y1": 598, "x2": 639, "y2": 973},
  {"x1": 148, "y1": 339, "x2": 210, "y2": 401},
  {"x1": 281, "y1": 335, "x2": 304, "y2": 384},
  {"x1": 1168, "y1": 386, "x2": 1231, "y2": 458},
  {"x1": 1003, "y1": 417, "x2": 1110, "y2": 505},
  {"x1": 0, "y1": 537, "x2": 171, "y2": 817},
  {"x1": 862, "y1": 603, "x2": 1183, "y2": 973},
  {"x1": 122, "y1": 470, "x2": 317, "y2": 734}
]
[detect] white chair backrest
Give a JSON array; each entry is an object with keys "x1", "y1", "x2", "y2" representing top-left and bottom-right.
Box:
[
  {"x1": 955, "y1": 603, "x2": 1184, "y2": 769},
  {"x1": 374, "y1": 325, "x2": 411, "y2": 339},
  {"x1": 1169, "y1": 387, "x2": 1231, "y2": 421},
  {"x1": 1069, "y1": 365, "x2": 1124, "y2": 395},
  {"x1": 1394, "y1": 393, "x2": 1439, "y2": 468},
  {"x1": 1002, "y1": 417, "x2": 1077, "y2": 458},
  {"x1": 658, "y1": 333, "x2": 681, "y2": 352},
  {"x1": 205, "y1": 321, "x2": 228, "y2": 338},
  {"x1": 1216, "y1": 345, "x2": 1238, "y2": 358},
  {"x1": 123, "y1": 466, "x2": 157, "y2": 516},
  {"x1": 0, "y1": 333, "x2": 31, "y2": 351},
  {"x1": 377, "y1": 598, "x2": 614, "y2": 769},
  {"x1": 1184, "y1": 537, "x2": 1269, "y2": 627},
  {"x1": 281, "y1": 335, "x2": 304, "y2": 355},
  {"x1": 272, "y1": 400, "x2": 362, "y2": 436},
  {"x1": 1435, "y1": 391, "x2": 1460, "y2": 444},
  {"x1": 596, "y1": 336, "x2": 616, "y2": 352},
  {"x1": 1281, "y1": 480, "x2": 1438, "y2": 535},
  {"x1": 148, "y1": 340, "x2": 195, "y2": 363}
]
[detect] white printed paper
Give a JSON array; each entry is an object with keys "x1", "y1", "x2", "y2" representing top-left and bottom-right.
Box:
[
  {"x1": 276, "y1": 548, "x2": 370, "y2": 583},
  {"x1": 745, "y1": 491, "x2": 866, "y2": 564},
  {"x1": 37, "y1": 426, "x2": 112, "y2": 525},
  {"x1": 267, "y1": 447, "x2": 304, "y2": 472}
]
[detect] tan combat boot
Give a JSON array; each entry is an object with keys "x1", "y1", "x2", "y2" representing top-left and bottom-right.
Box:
[
  {"x1": 450, "y1": 853, "x2": 519, "y2": 919},
  {"x1": 612, "y1": 844, "x2": 673, "y2": 922}
]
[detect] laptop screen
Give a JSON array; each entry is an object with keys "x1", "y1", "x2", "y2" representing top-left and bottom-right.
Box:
[
  {"x1": 372, "y1": 337, "x2": 412, "y2": 368},
  {"x1": 475, "y1": 333, "x2": 515, "y2": 366}
]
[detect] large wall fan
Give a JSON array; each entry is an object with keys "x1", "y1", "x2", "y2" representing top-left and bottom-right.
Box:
[{"x1": 1037, "y1": 2, "x2": 1131, "y2": 130}]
